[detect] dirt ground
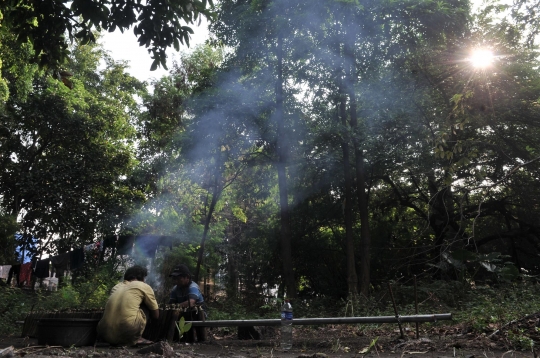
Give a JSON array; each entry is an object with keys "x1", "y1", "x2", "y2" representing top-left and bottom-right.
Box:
[{"x1": 1, "y1": 318, "x2": 538, "y2": 358}]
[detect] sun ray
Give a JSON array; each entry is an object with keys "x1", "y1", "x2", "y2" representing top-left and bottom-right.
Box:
[{"x1": 469, "y1": 49, "x2": 494, "y2": 68}]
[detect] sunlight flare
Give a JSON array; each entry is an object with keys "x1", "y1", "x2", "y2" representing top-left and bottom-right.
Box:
[{"x1": 469, "y1": 49, "x2": 494, "y2": 68}]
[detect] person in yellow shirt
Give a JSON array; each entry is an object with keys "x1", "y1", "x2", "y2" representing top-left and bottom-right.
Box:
[{"x1": 97, "y1": 265, "x2": 159, "y2": 346}]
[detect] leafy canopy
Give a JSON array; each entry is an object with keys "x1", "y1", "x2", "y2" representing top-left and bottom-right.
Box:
[{"x1": 0, "y1": 0, "x2": 215, "y2": 71}]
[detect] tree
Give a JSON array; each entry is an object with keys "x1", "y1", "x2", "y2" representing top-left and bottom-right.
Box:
[
  {"x1": 510, "y1": 0, "x2": 540, "y2": 48},
  {"x1": 0, "y1": 0, "x2": 214, "y2": 71},
  {"x1": 134, "y1": 44, "x2": 230, "y2": 285},
  {"x1": 0, "y1": 37, "x2": 146, "y2": 255},
  {"x1": 352, "y1": 1, "x2": 540, "y2": 281},
  {"x1": 212, "y1": 0, "x2": 309, "y2": 298}
]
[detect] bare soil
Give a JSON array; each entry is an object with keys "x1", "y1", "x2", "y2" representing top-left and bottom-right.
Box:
[{"x1": 2, "y1": 314, "x2": 539, "y2": 358}]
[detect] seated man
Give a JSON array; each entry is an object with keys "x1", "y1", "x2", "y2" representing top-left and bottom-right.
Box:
[
  {"x1": 97, "y1": 265, "x2": 159, "y2": 346},
  {"x1": 169, "y1": 264, "x2": 206, "y2": 341},
  {"x1": 169, "y1": 264, "x2": 204, "y2": 307}
]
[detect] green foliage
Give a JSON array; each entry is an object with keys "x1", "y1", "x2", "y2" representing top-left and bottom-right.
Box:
[
  {"x1": 0, "y1": 38, "x2": 145, "y2": 254},
  {"x1": 46, "y1": 286, "x2": 81, "y2": 310},
  {"x1": 0, "y1": 286, "x2": 86, "y2": 335},
  {"x1": 428, "y1": 250, "x2": 520, "y2": 285},
  {"x1": 0, "y1": 78, "x2": 7, "y2": 102},
  {"x1": 152, "y1": 244, "x2": 199, "y2": 303},
  {"x1": 0, "y1": 215, "x2": 18, "y2": 264},
  {"x1": 455, "y1": 283, "x2": 540, "y2": 335},
  {"x1": 37, "y1": 268, "x2": 120, "y2": 311},
  {"x1": 0, "y1": 0, "x2": 214, "y2": 72},
  {"x1": 209, "y1": 297, "x2": 278, "y2": 321},
  {"x1": 0, "y1": 287, "x2": 34, "y2": 336},
  {"x1": 507, "y1": 328, "x2": 535, "y2": 351},
  {"x1": 0, "y1": 261, "x2": 122, "y2": 335},
  {"x1": 2, "y1": 1, "x2": 540, "y2": 344},
  {"x1": 175, "y1": 316, "x2": 192, "y2": 339},
  {"x1": 70, "y1": 262, "x2": 123, "y2": 309},
  {"x1": 358, "y1": 337, "x2": 379, "y2": 355}
]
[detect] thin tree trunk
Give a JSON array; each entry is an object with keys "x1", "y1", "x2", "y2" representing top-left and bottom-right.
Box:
[
  {"x1": 226, "y1": 225, "x2": 240, "y2": 299},
  {"x1": 338, "y1": 83, "x2": 358, "y2": 297},
  {"x1": 427, "y1": 174, "x2": 455, "y2": 266},
  {"x1": 195, "y1": 177, "x2": 221, "y2": 284},
  {"x1": 276, "y1": 33, "x2": 296, "y2": 298},
  {"x1": 355, "y1": 149, "x2": 371, "y2": 296},
  {"x1": 344, "y1": 22, "x2": 371, "y2": 297}
]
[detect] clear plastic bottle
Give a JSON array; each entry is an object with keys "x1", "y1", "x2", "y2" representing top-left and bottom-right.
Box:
[{"x1": 280, "y1": 299, "x2": 293, "y2": 350}]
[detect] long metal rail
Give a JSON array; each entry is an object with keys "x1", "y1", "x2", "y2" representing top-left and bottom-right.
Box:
[{"x1": 187, "y1": 313, "x2": 451, "y2": 327}]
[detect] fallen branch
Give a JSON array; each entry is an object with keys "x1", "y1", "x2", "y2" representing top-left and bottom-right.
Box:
[
  {"x1": 14, "y1": 345, "x2": 63, "y2": 354},
  {"x1": 487, "y1": 312, "x2": 539, "y2": 339}
]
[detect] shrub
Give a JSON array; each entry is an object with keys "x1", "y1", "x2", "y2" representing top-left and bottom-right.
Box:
[{"x1": 0, "y1": 287, "x2": 34, "y2": 336}]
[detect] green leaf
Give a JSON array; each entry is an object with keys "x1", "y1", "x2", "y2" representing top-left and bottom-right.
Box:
[
  {"x1": 451, "y1": 93, "x2": 463, "y2": 104},
  {"x1": 176, "y1": 316, "x2": 193, "y2": 338},
  {"x1": 182, "y1": 26, "x2": 195, "y2": 34},
  {"x1": 499, "y1": 264, "x2": 519, "y2": 281}
]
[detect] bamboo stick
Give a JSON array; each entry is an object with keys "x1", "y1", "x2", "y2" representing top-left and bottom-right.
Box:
[{"x1": 167, "y1": 310, "x2": 181, "y2": 342}]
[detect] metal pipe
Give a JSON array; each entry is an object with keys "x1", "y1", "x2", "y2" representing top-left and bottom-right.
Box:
[{"x1": 185, "y1": 313, "x2": 452, "y2": 327}]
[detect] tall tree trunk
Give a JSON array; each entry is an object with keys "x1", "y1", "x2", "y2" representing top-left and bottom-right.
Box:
[
  {"x1": 338, "y1": 83, "x2": 358, "y2": 297},
  {"x1": 344, "y1": 21, "x2": 371, "y2": 297},
  {"x1": 195, "y1": 176, "x2": 221, "y2": 284},
  {"x1": 355, "y1": 149, "x2": 371, "y2": 296},
  {"x1": 427, "y1": 175, "x2": 455, "y2": 265},
  {"x1": 276, "y1": 33, "x2": 296, "y2": 298},
  {"x1": 226, "y1": 224, "x2": 239, "y2": 299}
]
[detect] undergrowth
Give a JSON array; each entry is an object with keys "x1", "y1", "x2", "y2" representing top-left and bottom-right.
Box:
[
  {"x1": 1, "y1": 279, "x2": 539, "y2": 351},
  {"x1": 0, "y1": 263, "x2": 118, "y2": 336}
]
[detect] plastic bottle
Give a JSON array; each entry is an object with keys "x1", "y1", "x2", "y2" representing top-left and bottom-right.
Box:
[{"x1": 280, "y1": 299, "x2": 293, "y2": 350}]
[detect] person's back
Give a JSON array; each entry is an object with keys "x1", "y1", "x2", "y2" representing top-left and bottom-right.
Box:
[{"x1": 97, "y1": 266, "x2": 159, "y2": 346}]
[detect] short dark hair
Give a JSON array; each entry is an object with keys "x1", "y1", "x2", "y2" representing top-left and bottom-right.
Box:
[{"x1": 124, "y1": 265, "x2": 148, "y2": 281}]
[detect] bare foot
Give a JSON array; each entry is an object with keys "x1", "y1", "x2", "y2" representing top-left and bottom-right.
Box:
[{"x1": 134, "y1": 338, "x2": 154, "y2": 346}]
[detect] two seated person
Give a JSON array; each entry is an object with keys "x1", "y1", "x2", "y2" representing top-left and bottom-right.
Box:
[{"x1": 97, "y1": 264, "x2": 205, "y2": 347}]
